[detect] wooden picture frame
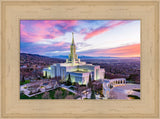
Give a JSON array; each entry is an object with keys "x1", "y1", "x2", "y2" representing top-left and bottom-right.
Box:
[{"x1": 0, "y1": 0, "x2": 159, "y2": 118}]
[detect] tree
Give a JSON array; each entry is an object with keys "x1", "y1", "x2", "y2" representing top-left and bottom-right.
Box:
[
  {"x1": 45, "y1": 72, "x2": 47, "y2": 78},
  {"x1": 127, "y1": 74, "x2": 140, "y2": 84},
  {"x1": 77, "y1": 86, "x2": 84, "y2": 99},
  {"x1": 54, "y1": 90, "x2": 63, "y2": 99},
  {"x1": 66, "y1": 73, "x2": 72, "y2": 86},
  {"x1": 90, "y1": 89, "x2": 96, "y2": 99},
  {"x1": 73, "y1": 82, "x2": 80, "y2": 90},
  {"x1": 104, "y1": 73, "x2": 108, "y2": 79},
  {"x1": 88, "y1": 74, "x2": 92, "y2": 88},
  {"x1": 22, "y1": 75, "x2": 25, "y2": 82},
  {"x1": 42, "y1": 92, "x2": 51, "y2": 99},
  {"x1": 37, "y1": 77, "x2": 41, "y2": 80}
]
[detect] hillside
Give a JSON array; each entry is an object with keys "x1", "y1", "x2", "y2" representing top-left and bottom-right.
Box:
[{"x1": 20, "y1": 53, "x2": 65, "y2": 67}]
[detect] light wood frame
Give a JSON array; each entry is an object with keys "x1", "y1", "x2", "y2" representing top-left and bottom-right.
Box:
[{"x1": 0, "y1": 0, "x2": 159, "y2": 118}]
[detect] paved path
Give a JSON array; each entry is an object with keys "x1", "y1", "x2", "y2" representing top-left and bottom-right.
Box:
[
  {"x1": 25, "y1": 88, "x2": 56, "y2": 97},
  {"x1": 109, "y1": 84, "x2": 140, "y2": 99},
  {"x1": 24, "y1": 85, "x2": 78, "y2": 97},
  {"x1": 60, "y1": 86, "x2": 78, "y2": 94},
  {"x1": 61, "y1": 86, "x2": 93, "y2": 99}
]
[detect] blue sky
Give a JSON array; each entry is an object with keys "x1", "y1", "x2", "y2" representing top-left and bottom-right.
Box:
[{"x1": 20, "y1": 20, "x2": 140, "y2": 57}]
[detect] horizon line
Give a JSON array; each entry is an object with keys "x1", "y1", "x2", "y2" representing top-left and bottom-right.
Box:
[{"x1": 20, "y1": 52, "x2": 140, "y2": 58}]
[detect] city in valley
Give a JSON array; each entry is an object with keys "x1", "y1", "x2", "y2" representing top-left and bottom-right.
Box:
[{"x1": 20, "y1": 33, "x2": 140, "y2": 100}]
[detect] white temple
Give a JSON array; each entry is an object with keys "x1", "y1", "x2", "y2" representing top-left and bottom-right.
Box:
[{"x1": 43, "y1": 33, "x2": 105, "y2": 85}]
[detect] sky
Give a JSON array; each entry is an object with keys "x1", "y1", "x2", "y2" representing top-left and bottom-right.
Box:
[{"x1": 20, "y1": 20, "x2": 140, "y2": 57}]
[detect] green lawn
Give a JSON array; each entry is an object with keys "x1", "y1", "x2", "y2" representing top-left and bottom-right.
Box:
[
  {"x1": 20, "y1": 93, "x2": 43, "y2": 99},
  {"x1": 69, "y1": 87, "x2": 75, "y2": 90},
  {"x1": 20, "y1": 80, "x2": 30, "y2": 85}
]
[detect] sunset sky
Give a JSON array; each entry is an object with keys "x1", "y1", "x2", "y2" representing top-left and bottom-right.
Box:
[{"x1": 20, "y1": 20, "x2": 140, "y2": 57}]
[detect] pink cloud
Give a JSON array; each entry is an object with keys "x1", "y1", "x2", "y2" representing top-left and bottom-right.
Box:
[
  {"x1": 21, "y1": 20, "x2": 78, "y2": 43},
  {"x1": 21, "y1": 22, "x2": 58, "y2": 43},
  {"x1": 54, "y1": 41, "x2": 65, "y2": 47},
  {"x1": 63, "y1": 20, "x2": 77, "y2": 29},
  {"x1": 84, "y1": 27, "x2": 109, "y2": 40},
  {"x1": 84, "y1": 21, "x2": 130, "y2": 40},
  {"x1": 20, "y1": 24, "x2": 44, "y2": 42},
  {"x1": 95, "y1": 43, "x2": 140, "y2": 57}
]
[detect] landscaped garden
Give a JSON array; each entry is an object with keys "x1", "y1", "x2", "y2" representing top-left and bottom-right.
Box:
[{"x1": 20, "y1": 87, "x2": 80, "y2": 99}]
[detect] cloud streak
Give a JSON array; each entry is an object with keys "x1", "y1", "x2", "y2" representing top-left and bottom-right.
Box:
[
  {"x1": 21, "y1": 42, "x2": 70, "y2": 55},
  {"x1": 84, "y1": 20, "x2": 130, "y2": 40},
  {"x1": 78, "y1": 43, "x2": 140, "y2": 57},
  {"x1": 20, "y1": 20, "x2": 78, "y2": 43}
]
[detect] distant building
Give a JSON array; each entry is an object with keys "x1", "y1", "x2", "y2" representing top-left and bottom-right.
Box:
[{"x1": 43, "y1": 33, "x2": 105, "y2": 85}]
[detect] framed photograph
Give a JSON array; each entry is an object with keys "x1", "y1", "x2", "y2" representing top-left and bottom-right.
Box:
[
  {"x1": 20, "y1": 20, "x2": 140, "y2": 100},
  {"x1": 0, "y1": 0, "x2": 159, "y2": 118}
]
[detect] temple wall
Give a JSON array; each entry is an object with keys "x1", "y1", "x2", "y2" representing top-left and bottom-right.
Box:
[
  {"x1": 56, "y1": 64, "x2": 61, "y2": 77},
  {"x1": 51, "y1": 65, "x2": 56, "y2": 78},
  {"x1": 60, "y1": 67, "x2": 66, "y2": 80}
]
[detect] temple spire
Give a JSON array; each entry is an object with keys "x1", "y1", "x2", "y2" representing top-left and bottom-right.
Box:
[
  {"x1": 72, "y1": 32, "x2": 75, "y2": 45},
  {"x1": 66, "y1": 32, "x2": 80, "y2": 64}
]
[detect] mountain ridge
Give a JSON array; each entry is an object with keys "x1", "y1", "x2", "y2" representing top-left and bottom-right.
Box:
[{"x1": 20, "y1": 53, "x2": 140, "y2": 60}]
